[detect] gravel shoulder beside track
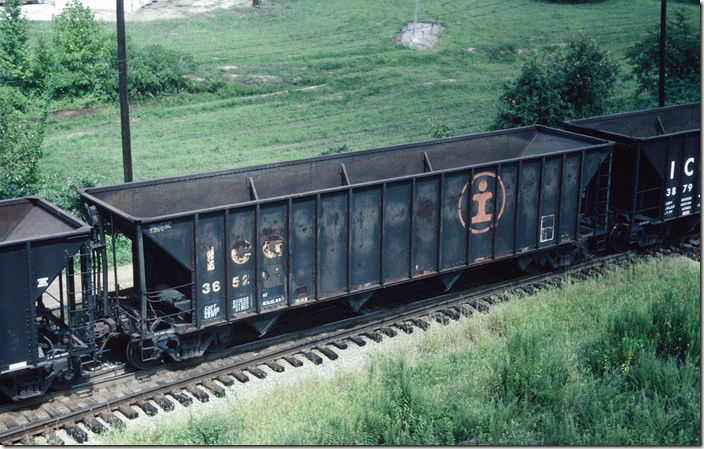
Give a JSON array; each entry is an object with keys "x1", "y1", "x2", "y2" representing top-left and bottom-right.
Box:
[{"x1": 47, "y1": 324, "x2": 430, "y2": 444}]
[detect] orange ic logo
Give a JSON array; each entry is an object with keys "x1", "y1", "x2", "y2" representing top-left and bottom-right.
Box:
[{"x1": 457, "y1": 171, "x2": 506, "y2": 234}]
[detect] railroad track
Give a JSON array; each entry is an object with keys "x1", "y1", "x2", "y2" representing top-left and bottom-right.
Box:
[{"x1": 0, "y1": 237, "x2": 699, "y2": 445}]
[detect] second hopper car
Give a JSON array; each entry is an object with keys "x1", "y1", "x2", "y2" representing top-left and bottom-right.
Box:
[
  {"x1": 79, "y1": 125, "x2": 613, "y2": 367},
  {"x1": 565, "y1": 103, "x2": 700, "y2": 249}
]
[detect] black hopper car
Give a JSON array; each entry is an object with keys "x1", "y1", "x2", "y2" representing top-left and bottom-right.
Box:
[
  {"x1": 0, "y1": 104, "x2": 699, "y2": 401},
  {"x1": 565, "y1": 103, "x2": 700, "y2": 249},
  {"x1": 0, "y1": 197, "x2": 97, "y2": 400}
]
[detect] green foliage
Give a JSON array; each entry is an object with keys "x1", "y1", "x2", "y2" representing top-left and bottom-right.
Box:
[
  {"x1": 0, "y1": 86, "x2": 45, "y2": 198},
  {"x1": 0, "y1": 0, "x2": 32, "y2": 84},
  {"x1": 47, "y1": 0, "x2": 195, "y2": 102},
  {"x1": 124, "y1": 44, "x2": 196, "y2": 100},
  {"x1": 428, "y1": 118, "x2": 454, "y2": 138},
  {"x1": 557, "y1": 34, "x2": 619, "y2": 118},
  {"x1": 493, "y1": 60, "x2": 566, "y2": 128},
  {"x1": 321, "y1": 144, "x2": 349, "y2": 155},
  {"x1": 626, "y1": 10, "x2": 700, "y2": 104},
  {"x1": 492, "y1": 328, "x2": 569, "y2": 407},
  {"x1": 358, "y1": 357, "x2": 457, "y2": 445},
  {"x1": 37, "y1": 173, "x2": 100, "y2": 216},
  {"x1": 30, "y1": 36, "x2": 56, "y2": 91},
  {"x1": 493, "y1": 35, "x2": 618, "y2": 129},
  {"x1": 51, "y1": 0, "x2": 113, "y2": 101},
  {"x1": 584, "y1": 291, "x2": 700, "y2": 376}
]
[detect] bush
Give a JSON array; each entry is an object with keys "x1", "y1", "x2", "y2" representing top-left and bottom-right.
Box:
[
  {"x1": 30, "y1": 36, "x2": 56, "y2": 92},
  {"x1": 123, "y1": 43, "x2": 196, "y2": 100},
  {"x1": 626, "y1": 10, "x2": 700, "y2": 105},
  {"x1": 492, "y1": 35, "x2": 618, "y2": 129},
  {"x1": 428, "y1": 119, "x2": 454, "y2": 138},
  {"x1": 0, "y1": 0, "x2": 32, "y2": 84},
  {"x1": 321, "y1": 144, "x2": 350, "y2": 155},
  {"x1": 49, "y1": 0, "x2": 195, "y2": 102},
  {"x1": 0, "y1": 87, "x2": 45, "y2": 199},
  {"x1": 492, "y1": 60, "x2": 566, "y2": 128},
  {"x1": 38, "y1": 173, "x2": 100, "y2": 216},
  {"x1": 557, "y1": 35, "x2": 619, "y2": 118},
  {"x1": 51, "y1": 0, "x2": 113, "y2": 101}
]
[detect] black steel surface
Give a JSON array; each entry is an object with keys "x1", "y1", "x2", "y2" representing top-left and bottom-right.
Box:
[{"x1": 79, "y1": 126, "x2": 612, "y2": 333}]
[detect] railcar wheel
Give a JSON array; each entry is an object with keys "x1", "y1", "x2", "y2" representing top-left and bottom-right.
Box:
[
  {"x1": 206, "y1": 326, "x2": 233, "y2": 353},
  {"x1": 608, "y1": 224, "x2": 630, "y2": 253},
  {"x1": 126, "y1": 340, "x2": 162, "y2": 370}
]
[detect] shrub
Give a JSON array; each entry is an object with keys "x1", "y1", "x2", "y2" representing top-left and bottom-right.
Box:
[
  {"x1": 492, "y1": 60, "x2": 566, "y2": 129},
  {"x1": 123, "y1": 43, "x2": 196, "y2": 100},
  {"x1": 51, "y1": 0, "x2": 113, "y2": 101},
  {"x1": 626, "y1": 10, "x2": 700, "y2": 104},
  {"x1": 0, "y1": 86, "x2": 45, "y2": 199},
  {"x1": 0, "y1": 0, "x2": 32, "y2": 84},
  {"x1": 428, "y1": 119, "x2": 454, "y2": 138},
  {"x1": 321, "y1": 144, "x2": 350, "y2": 155},
  {"x1": 49, "y1": 0, "x2": 195, "y2": 102},
  {"x1": 492, "y1": 35, "x2": 618, "y2": 129},
  {"x1": 30, "y1": 36, "x2": 56, "y2": 92},
  {"x1": 38, "y1": 173, "x2": 100, "y2": 216},
  {"x1": 556, "y1": 34, "x2": 619, "y2": 118}
]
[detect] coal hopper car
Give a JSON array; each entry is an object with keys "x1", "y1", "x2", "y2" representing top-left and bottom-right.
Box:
[
  {"x1": 79, "y1": 126, "x2": 613, "y2": 368},
  {"x1": 0, "y1": 197, "x2": 96, "y2": 400},
  {"x1": 565, "y1": 102, "x2": 700, "y2": 249}
]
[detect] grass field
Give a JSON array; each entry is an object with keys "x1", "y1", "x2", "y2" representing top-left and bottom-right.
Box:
[
  {"x1": 94, "y1": 255, "x2": 701, "y2": 445},
  {"x1": 28, "y1": 0, "x2": 699, "y2": 186}
]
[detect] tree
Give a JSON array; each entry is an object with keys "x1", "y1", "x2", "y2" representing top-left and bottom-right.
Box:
[
  {"x1": 0, "y1": 0, "x2": 32, "y2": 84},
  {"x1": 493, "y1": 61, "x2": 566, "y2": 129},
  {"x1": 29, "y1": 36, "x2": 56, "y2": 91},
  {"x1": 626, "y1": 10, "x2": 700, "y2": 105},
  {"x1": 492, "y1": 35, "x2": 618, "y2": 129},
  {"x1": 51, "y1": 0, "x2": 112, "y2": 100},
  {"x1": 0, "y1": 87, "x2": 46, "y2": 199},
  {"x1": 557, "y1": 34, "x2": 619, "y2": 118}
]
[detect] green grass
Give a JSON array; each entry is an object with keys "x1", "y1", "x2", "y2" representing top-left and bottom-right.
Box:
[
  {"x1": 96, "y1": 256, "x2": 701, "y2": 445},
  {"x1": 27, "y1": 0, "x2": 698, "y2": 186}
]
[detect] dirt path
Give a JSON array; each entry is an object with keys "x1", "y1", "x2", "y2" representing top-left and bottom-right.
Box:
[{"x1": 21, "y1": 0, "x2": 251, "y2": 22}]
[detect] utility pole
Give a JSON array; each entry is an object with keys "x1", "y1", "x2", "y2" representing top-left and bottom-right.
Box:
[
  {"x1": 658, "y1": 0, "x2": 666, "y2": 107},
  {"x1": 116, "y1": 0, "x2": 133, "y2": 182},
  {"x1": 413, "y1": 0, "x2": 420, "y2": 23}
]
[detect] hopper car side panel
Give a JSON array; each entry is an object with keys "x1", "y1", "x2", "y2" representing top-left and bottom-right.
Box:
[{"x1": 170, "y1": 151, "x2": 604, "y2": 322}]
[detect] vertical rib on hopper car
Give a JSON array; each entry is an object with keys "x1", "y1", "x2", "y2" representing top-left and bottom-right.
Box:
[{"x1": 79, "y1": 126, "x2": 613, "y2": 363}]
